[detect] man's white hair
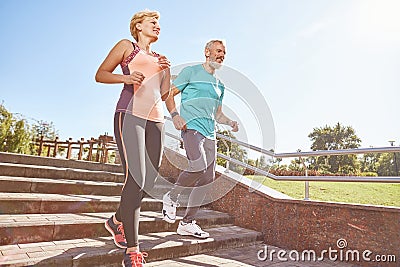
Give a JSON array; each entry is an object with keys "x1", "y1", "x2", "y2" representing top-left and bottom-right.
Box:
[{"x1": 205, "y1": 39, "x2": 226, "y2": 50}]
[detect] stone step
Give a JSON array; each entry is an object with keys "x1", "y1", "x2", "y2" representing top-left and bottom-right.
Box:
[
  {"x1": 0, "y1": 193, "x2": 168, "y2": 214},
  {"x1": 0, "y1": 210, "x2": 233, "y2": 246},
  {"x1": 0, "y1": 176, "x2": 189, "y2": 205},
  {"x1": 0, "y1": 163, "x2": 124, "y2": 183},
  {"x1": 0, "y1": 226, "x2": 262, "y2": 267},
  {"x1": 0, "y1": 152, "x2": 123, "y2": 173},
  {"x1": 145, "y1": 243, "x2": 354, "y2": 267},
  {"x1": 0, "y1": 176, "x2": 123, "y2": 196}
]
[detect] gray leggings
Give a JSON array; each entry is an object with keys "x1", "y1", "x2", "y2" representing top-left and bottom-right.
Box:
[
  {"x1": 113, "y1": 112, "x2": 164, "y2": 247},
  {"x1": 170, "y1": 129, "x2": 216, "y2": 222}
]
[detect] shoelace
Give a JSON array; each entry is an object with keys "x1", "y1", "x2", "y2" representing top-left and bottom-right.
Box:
[
  {"x1": 171, "y1": 200, "x2": 180, "y2": 208},
  {"x1": 128, "y1": 251, "x2": 148, "y2": 265},
  {"x1": 169, "y1": 197, "x2": 180, "y2": 208},
  {"x1": 117, "y1": 224, "x2": 126, "y2": 239},
  {"x1": 166, "y1": 193, "x2": 180, "y2": 207}
]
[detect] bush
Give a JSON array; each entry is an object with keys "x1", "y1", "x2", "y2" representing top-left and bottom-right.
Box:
[{"x1": 359, "y1": 172, "x2": 378, "y2": 177}]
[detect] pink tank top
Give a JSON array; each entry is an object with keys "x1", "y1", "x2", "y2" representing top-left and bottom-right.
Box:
[{"x1": 116, "y1": 43, "x2": 165, "y2": 122}]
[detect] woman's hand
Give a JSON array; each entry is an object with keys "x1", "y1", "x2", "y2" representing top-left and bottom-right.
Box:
[
  {"x1": 123, "y1": 71, "x2": 145, "y2": 86},
  {"x1": 158, "y1": 55, "x2": 170, "y2": 70}
]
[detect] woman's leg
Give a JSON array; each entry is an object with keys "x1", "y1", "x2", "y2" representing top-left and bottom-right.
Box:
[
  {"x1": 115, "y1": 113, "x2": 147, "y2": 249},
  {"x1": 143, "y1": 120, "x2": 164, "y2": 194}
]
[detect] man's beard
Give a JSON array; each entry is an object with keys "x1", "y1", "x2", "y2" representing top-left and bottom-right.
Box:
[{"x1": 209, "y1": 61, "x2": 222, "y2": 69}]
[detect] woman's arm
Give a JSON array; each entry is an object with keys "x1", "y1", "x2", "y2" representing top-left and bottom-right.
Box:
[
  {"x1": 95, "y1": 39, "x2": 144, "y2": 86},
  {"x1": 95, "y1": 39, "x2": 129, "y2": 84}
]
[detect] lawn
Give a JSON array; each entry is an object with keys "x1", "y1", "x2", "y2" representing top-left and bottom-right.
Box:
[{"x1": 248, "y1": 175, "x2": 400, "y2": 207}]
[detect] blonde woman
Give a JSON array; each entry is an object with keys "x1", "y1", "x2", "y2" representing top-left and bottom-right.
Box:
[{"x1": 95, "y1": 10, "x2": 170, "y2": 267}]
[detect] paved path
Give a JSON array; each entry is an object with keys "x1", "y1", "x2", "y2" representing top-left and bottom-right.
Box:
[{"x1": 147, "y1": 243, "x2": 360, "y2": 267}]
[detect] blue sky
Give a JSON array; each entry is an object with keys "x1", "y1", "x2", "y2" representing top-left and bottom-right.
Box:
[{"x1": 1, "y1": 0, "x2": 399, "y2": 155}]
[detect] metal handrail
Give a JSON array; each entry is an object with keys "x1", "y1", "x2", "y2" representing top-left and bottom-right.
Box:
[
  {"x1": 165, "y1": 116, "x2": 400, "y2": 158},
  {"x1": 215, "y1": 132, "x2": 400, "y2": 158},
  {"x1": 164, "y1": 116, "x2": 400, "y2": 185}
]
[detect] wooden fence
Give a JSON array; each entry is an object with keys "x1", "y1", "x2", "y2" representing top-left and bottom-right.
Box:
[{"x1": 33, "y1": 135, "x2": 119, "y2": 164}]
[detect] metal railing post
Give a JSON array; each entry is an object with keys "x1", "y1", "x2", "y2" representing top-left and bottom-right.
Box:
[
  {"x1": 220, "y1": 139, "x2": 230, "y2": 173},
  {"x1": 304, "y1": 176, "x2": 309, "y2": 200},
  {"x1": 299, "y1": 155, "x2": 310, "y2": 200}
]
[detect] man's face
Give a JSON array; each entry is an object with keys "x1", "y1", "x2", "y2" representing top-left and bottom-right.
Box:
[{"x1": 207, "y1": 42, "x2": 226, "y2": 69}]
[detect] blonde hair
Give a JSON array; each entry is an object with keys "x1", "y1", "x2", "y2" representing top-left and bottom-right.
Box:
[{"x1": 130, "y1": 10, "x2": 160, "y2": 41}]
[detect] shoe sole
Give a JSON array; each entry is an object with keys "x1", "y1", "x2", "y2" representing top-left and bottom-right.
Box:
[
  {"x1": 104, "y1": 221, "x2": 127, "y2": 249},
  {"x1": 122, "y1": 260, "x2": 144, "y2": 267},
  {"x1": 176, "y1": 228, "x2": 209, "y2": 239},
  {"x1": 162, "y1": 209, "x2": 176, "y2": 224}
]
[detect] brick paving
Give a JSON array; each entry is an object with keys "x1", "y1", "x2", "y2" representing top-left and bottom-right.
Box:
[
  {"x1": 0, "y1": 209, "x2": 228, "y2": 227},
  {"x1": 147, "y1": 243, "x2": 360, "y2": 267},
  {"x1": 0, "y1": 192, "x2": 121, "y2": 202},
  {"x1": 1, "y1": 239, "x2": 363, "y2": 266},
  {"x1": 0, "y1": 176, "x2": 122, "y2": 187},
  {"x1": 0, "y1": 226, "x2": 262, "y2": 266}
]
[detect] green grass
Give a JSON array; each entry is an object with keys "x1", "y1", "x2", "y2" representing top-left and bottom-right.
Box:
[{"x1": 248, "y1": 175, "x2": 400, "y2": 207}]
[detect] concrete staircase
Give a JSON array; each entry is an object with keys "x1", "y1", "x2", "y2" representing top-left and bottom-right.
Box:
[{"x1": 0, "y1": 152, "x2": 263, "y2": 267}]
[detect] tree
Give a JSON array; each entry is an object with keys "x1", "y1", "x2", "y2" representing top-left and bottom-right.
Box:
[
  {"x1": 360, "y1": 152, "x2": 381, "y2": 173},
  {"x1": 307, "y1": 122, "x2": 361, "y2": 174},
  {"x1": 32, "y1": 120, "x2": 58, "y2": 140},
  {"x1": 216, "y1": 129, "x2": 247, "y2": 173},
  {"x1": 288, "y1": 158, "x2": 303, "y2": 171},
  {"x1": 0, "y1": 104, "x2": 32, "y2": 154},
  {"x1": 376, "y1": 153, "x2": 400, "y2": 176},
  {"x1": 257, "y1": 155, "x2": 270, "y2": 170},
  {"x1": 0, "y1": 104, "x2": 59, "y2": 155}
]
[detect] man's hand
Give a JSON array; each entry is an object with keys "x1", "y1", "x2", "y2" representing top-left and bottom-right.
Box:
[
  {"x1": 230, "y1": 120, "x2": 239, "y2": 132},
  {"x1": 172, "y1": 115, "x2": 187, "y2": 131}
]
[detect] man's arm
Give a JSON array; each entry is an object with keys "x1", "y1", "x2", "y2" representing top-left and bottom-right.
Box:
[
  {"x1": 166, "y1": 86, "x2": 187, "y2": 130},
  {"x1": 216, "y1": 106, "x2": 239, "y2": 132}
]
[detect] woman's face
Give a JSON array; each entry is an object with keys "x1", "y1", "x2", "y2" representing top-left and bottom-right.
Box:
[{"x1": 137, "y1": 17, "x2": 160, "y2": 41}]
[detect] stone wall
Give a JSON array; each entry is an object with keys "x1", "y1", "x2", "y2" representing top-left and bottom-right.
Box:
[
  {"x1": 209, "y1": 175, "x2": 399, "y2": 266},
  {"x1": 160, "y1": 150, "x2": 400, "y2": 267}
]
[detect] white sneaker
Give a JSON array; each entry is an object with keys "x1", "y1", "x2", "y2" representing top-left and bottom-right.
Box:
[
  {"x1": 162, "y1": 192, "x2": 179, "y2": 223},
  {"x1": 176, "y1": 220, "x2": 209, "y2": 239}
]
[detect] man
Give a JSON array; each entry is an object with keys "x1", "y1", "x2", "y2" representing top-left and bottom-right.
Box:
[{"x1": 162, "y1": 40, "x2": 239, "y2": 238}]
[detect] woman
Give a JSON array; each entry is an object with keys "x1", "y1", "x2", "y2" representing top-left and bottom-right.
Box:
[{"x1": 95, "y1": 10, "x2": 170, "y2": 267}]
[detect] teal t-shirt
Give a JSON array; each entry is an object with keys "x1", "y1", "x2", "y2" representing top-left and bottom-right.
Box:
[{"x1": 173, "y1": 64, "x2": 225, "y2": 139}]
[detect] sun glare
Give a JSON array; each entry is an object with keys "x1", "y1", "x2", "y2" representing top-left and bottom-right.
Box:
[{"x1": 355, "y1": 0, "x2": 400, "y2": 43}]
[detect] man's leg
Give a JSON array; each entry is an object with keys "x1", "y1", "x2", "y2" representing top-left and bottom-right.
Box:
[
  {"x1": 163, "y1": 130, "x2": 206, "y2": 223},
  {"x1": 169, "y1": 130, "x2": 207, "y2": 205},
  {"x1": 182, "y1": 136, "x2": 216, "y2": 222}
]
